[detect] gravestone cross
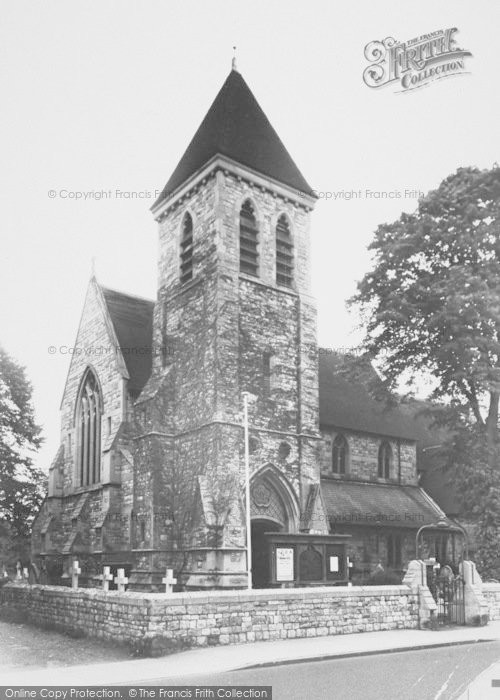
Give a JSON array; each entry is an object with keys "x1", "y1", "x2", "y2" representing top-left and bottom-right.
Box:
[
  {"x1": 162, "y1": 568, "x2": 177, "y2": 594},
  {"x1": 101, "y1": 565, "x2": 113, "y2": 591},
  {"x1": 346, "y1": 556, "x2": 354, "y2": 587},
  {"x1": 15, "y1": 561, "x2": 22, "y2": 581},
  {"x1": 72, "y1": 560, "x2": 81, "y2": 589},
  {"x1": 114, "y1": 568, "x2": 128, "y2": 592}
]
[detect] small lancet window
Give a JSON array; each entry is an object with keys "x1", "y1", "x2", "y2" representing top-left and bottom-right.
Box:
[
  {"x1": 378, "y1": 440, "x2": 393, "y2": 479},
  {"x1": 332, "y1": 434, "x2": 348, "y2": 474},
  {"x1": 276, "y1": 215, "x2": 294, "y2": 287},
  {"x1": 262, "y1": 351, "x2": 272, "y2": 394},
  {"x1": 239, "y1": 200, "x2": 259, "y2": 276},
  {"x1": 76, "y1": 369, "x2": 102, "y2": 486},
  {"x1": 180, "y1": 212, "x2": 194, "y2": 284}
]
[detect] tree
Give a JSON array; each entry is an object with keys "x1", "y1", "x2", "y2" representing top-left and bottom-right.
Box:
[
  {"x1": 351, "y1": 165, "x2": 500, "y2": 576},
  {"x1": 0, "y1": 346, "x2": 45, "y2": 566}
]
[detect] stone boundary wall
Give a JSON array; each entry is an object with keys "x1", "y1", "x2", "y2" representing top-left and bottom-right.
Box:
[
  {"x1": 0, "y1": 583, "x2": 418, "y2": 656},
  {"x1": 483, "y1": 583, "x2": 500, "y2": 620}
]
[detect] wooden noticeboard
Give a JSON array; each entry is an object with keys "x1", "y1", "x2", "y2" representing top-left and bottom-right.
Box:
[{"x1": 267, "y1": 533, "x2": 351, "y2": 587}]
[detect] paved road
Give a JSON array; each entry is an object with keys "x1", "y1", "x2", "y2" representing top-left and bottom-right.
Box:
[
  {"x1": 2, "y1": 619, "x2": 500, "y2": 698},
  {"x1": 147, "y1": 642, "x2": 500, "y2": 700}
]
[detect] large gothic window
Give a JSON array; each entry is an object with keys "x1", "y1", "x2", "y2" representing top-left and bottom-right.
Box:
[
  {"x1": 332, "y1": 434, "x2": 348, "y2": 474},
  {"x1": 378, "y1": 440, "x2": 392, "y2": 479},
  {"x1": 275, "y1": 214, "x2": 294, "y2": 287},
  {"x1": 239, "y1": 200, "x2": 259, "y2": 276},
  {"x1": 180, "y1": 212, "x2": 194, "y2": 284},
  {"x1": 76, "y1": 369, "x2": 102, "y2": 486}
]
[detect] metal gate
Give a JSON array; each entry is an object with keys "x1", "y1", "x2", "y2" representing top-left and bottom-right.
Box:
[{"x1": 427, "y1": 566, "x2": 466, "y2": 626}]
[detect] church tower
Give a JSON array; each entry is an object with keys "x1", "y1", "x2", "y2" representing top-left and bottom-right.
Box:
[{"x1": 131, "y1": 66, "x2": 327, "y2": 589}]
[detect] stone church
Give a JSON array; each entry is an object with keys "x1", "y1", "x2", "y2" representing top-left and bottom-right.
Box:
[{"x1": 32, "y1": 66, "x2": 460, "y2": 590}]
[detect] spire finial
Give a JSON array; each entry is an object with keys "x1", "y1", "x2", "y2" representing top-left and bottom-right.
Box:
[
  {"x1": 232, "y1": 46, "x2": 237, "y2": 71},
  {"x1": 91, "y1": 256, "x2": 96, "y2": 278}
]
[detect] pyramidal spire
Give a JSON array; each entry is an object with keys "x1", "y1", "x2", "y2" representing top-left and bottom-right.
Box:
[{"x1": 154, "y1": 69, "x2": 312, "y2": 207}]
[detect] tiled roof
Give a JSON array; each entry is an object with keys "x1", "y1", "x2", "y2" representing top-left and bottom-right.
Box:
[
  {"x1": 318, "y1": 351, "x2": 419, "y2": 440},
  {"x1": 154, "y1": 70, "x2": 312, "y2": 206},
  {"x1": 100, "y1": 286, "x2": 155, "y2": 396},
  {"x1": 321, "y1": 478, "x2": 453, "y2": 530}
]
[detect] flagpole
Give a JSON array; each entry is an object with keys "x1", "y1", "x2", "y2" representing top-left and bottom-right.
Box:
[{"x1": 243, "y1": 391, "x2": 252, "y2": 590}]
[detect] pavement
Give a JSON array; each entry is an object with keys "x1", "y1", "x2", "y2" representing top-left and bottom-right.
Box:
[
  {"x1": 2, "y1": 621, "x2": 500, "y2": 686},
  {"x1": 456, "y1": 657, "x2": 500, "y2": 700}
]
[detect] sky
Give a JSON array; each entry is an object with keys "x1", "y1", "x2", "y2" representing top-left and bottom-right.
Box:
[{"x1": 1, "y1": 0, "x2": 499, "y2": 472}]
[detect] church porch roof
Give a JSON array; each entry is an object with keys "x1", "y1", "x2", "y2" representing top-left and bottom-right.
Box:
[{"x1": 321, "y1": 478, "x2": 456, "y2": 531}]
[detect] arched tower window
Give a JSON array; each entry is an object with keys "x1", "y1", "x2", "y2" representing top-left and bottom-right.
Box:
[
  {"x1": 276, "y1": 214, "x2": 294, "y2": 287},
  {"x1": 76, "y1": 369, "x2": 102, "y2": 486},
  {"x1": 332, "y1": 434, "x2": 348, "y2": 474},
  {"x1": 239, "y1": 200, "x2": 259, "y2": 276},
  {"x1": 378, "y1": 440, "x2": 393, "y2": 479},
  {"x1": 180, "y1": 212, "x2": 194, "y2": 284}
]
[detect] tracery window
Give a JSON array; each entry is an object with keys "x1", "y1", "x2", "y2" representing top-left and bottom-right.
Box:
[{"x1": 76, "y1": 369, "x2": 102, "y2": 486}]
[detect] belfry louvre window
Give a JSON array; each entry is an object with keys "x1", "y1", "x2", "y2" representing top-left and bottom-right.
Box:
[
  {"x1": 332, "y1": 434, "x2": 348, "y2": 474},
  {"x1": 76, "y1": 369, "x2": 102, "y2": 486},
  {"x1": 239, "y1": 200, "x2": 259, "y2": 276},
  {"x1": 180, "y1": 212, "x2": 194, "y2": 283},
  {"x1": 276, "y1": 215, "x2": 294, "y2": 287}
]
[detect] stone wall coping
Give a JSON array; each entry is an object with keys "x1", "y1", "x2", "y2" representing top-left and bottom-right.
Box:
[
  {"x1": 4, "y1": 582, "x2": 413, "y2": 606},
  {"x1": 483, "y1": 583, "x2": 500, "y2": 592}
]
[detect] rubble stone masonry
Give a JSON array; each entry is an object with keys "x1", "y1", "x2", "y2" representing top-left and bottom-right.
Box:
[
  {"x1": 0, "y1": 583, "x2": 418, "y2": 656},
  {"x1": 483, "y1": 583, "x2": 500, "y2": 620},
  {"x1": 319, "y1": 429, "x2": 417, "y2": 484}
]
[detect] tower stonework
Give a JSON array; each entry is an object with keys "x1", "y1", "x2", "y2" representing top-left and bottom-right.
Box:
[{"x1": 130, "y1": 69, "x2": 326, "y2": 589}]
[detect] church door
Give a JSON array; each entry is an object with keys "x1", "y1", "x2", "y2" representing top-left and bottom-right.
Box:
[{"x1": 251, "y1": 519, "x2": 281, "y2": 588}]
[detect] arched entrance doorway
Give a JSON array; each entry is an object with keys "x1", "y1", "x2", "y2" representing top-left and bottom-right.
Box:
[
  {"x1": 249, "y1": 465, "x2": 300, "y2": 588},
  {"x1": 251, "y1": 519, "x2": 281, "y2": 588}
]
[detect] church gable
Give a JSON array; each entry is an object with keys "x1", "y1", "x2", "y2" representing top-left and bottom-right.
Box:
[
  {"x1": 58, "y1": 278, "x2": 131, "y2": 493},
  {"x1": 61, "y1": 278, "x2": 127, "y2": 401}
]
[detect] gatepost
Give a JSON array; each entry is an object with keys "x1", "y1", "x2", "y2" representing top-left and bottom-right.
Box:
[
  {"x1": 402, "y1": 560, "x2": 437, "y2": 628},
  {"x1": 459, "y1": 560, "x2": 489, "y2": 626}
]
